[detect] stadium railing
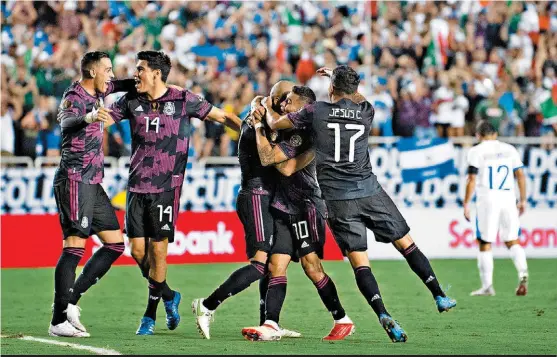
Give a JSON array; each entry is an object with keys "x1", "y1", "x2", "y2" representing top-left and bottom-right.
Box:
[{"x1": 1, "y1": 136, "x2": 555, "y2": 168}]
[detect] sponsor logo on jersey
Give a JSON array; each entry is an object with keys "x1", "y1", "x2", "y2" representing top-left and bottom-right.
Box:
[
  {"x1": 163, "y1": 102, "x2": 175, "y2": 115},
  {"x1": 81, "y1": 216, "x2": 88, "y2": 228},
  {"x1": 290, "y1": 134, "x2": 302, "y2": 147},
  {"x1": 301, "y1": 241, "x2": 309, "y2": 248},
  {"x1": 135, "y1": 105, "x2": 144, "y2": 112}
]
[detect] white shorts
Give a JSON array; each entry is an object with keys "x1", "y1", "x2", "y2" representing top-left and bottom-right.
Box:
[{"x1": 475, "y1": 199, "x2": 520, "y2": 243}]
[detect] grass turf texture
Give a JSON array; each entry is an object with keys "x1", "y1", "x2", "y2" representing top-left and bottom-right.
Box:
[{"x1": 2, "y1": 260, "x2": 556, "y2": 355}]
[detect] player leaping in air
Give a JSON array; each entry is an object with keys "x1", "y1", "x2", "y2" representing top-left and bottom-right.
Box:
[
  {"x1": 464, "y1": 121, "x2": 529, "y2": 296},
  {"x1": 192, "y1": 81, "x2": 310, "y2": 340},
  {"x1": 263, "y1": 65, "x2": 457, "y2": 343},
  {"x1": 241, "y1": 85, "x2": 356, "y2": 342},
  {"x1": 50, "y1": 51, "x2": 135, "y2": 337},
  {"x1": 108, "y1": 51, "x2": 242, "y2": 335}
]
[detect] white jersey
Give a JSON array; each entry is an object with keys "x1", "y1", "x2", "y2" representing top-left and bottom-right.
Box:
[
  {"x1": 467, "y1": 140, "x2": 523, "y2": 202},
  {"x1": 467, "y1": 140, "x2": 523, "y2": 243}
]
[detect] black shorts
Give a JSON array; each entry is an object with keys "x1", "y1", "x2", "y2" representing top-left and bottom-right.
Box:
[
  {"x1": 326, "y1": 186, "x2": 410, "y2": 255},
  {"x1": 270, "y1": 202, "x2": 325, "y2": 262},
  {"x1": 124, "y1": 187, "x2": 181, "y2": 243},
  {"x1": 54, "y1": 180, "x2": 120, "y2": 239},
  {"x1": 236, "y1": 190, "x2": 274, "y2": 259}
]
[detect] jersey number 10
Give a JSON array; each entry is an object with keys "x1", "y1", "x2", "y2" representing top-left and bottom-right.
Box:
[{"x1": 327, "y1": 123, "x2": 365, "y2": 162}]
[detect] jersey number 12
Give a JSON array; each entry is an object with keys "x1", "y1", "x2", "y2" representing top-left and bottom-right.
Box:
[{"x1": 327, "y1": 123, "x2": 365, "y2": 162}]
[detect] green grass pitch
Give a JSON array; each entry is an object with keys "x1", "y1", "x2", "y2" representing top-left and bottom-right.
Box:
[{"x1": 2, "y1": 259, "x2": 556, "y2": 355}]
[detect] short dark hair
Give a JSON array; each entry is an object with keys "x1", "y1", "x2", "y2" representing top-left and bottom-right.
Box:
[
  {"x1": 81, "y1": 51, "x2": 110, "y2": 79},
  {"x1": 476, "y1": 120, "x2": 497, "y2": 137},
  {"x1": 331, "y1": 65, "x2": 360, "y2": 95},
  {"x1": 137, "y1": 51, "x2": 172, "y2": 82},
  {"x1": 292, "y1": 85, "x2": 316, "y2": 103}
]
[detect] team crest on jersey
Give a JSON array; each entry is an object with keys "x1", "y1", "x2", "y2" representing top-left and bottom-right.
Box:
[
  {"x1": 270, "y1": 131, "x2": 278, "y2": 142},
  {"x1": 81, "y1": 216, "x2": 89, "y2": 229},
  {"x1": 163, "y1": 102, "x2": 175, "y2": 115},
  {"x1": 290, "y1": 134, "x2": 302, "y2": 147}
]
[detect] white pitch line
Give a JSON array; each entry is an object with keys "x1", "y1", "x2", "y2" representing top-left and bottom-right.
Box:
[{"x1": 1, "y1": 335, "x2": 121, "y2": 355}]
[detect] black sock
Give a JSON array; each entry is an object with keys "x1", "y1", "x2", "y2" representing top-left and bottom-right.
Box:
[
  {"x1": 69, "y1": 243, "x2": 124, "y2": 305},
  {"x1": 314, "y1": 275, "x2": 346, "y2": 321},
  {"x1": 52, "y1": 247, "x2": 84, "y2": 325},
  {"x1": 136, "y1": 256, "x2": 174, "y2": 301},
  {"x1": 144, "y1": 278, "x2": 164, "y2": 320},
  {"x1": 401, "y1": 243, "x2": 445, "y2": 298},
  {"x1": 354, "y1": 266, "x2": 388, "y2": 317},
  {"x1": 259, "y1": 273, "x2": 270, "y2": 325},
  {"x1": 203, "y1": 261, "x2": 266, "y2": 311},
  {"x1": 265, "y1": 276, "x2": 287, "y2": 324}
]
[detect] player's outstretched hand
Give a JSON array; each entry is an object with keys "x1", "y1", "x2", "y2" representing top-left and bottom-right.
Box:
[
  {"x1": 463, "y1": 203, "x2": 471, "y2": 222},
  {"x1": 316, "y1": 67, "x2": 333, "y2": 77},
  {"x1": 261, "y1": 96, "x2": 271, "y2": 110},
  {"x1": 96, "y1": 107, "x2": 113, "y2": 123},
  {"x1": 517, "y1": 201, "x2": 526, "y2": 216}
]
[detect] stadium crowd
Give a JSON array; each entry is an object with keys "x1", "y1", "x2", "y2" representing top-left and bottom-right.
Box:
[
  {"x1": 0, "y1": 0, "x2": 370, "y2": 159},
  {"x1": 1, "y1": 1, "x2": 556, "y2": 160}
]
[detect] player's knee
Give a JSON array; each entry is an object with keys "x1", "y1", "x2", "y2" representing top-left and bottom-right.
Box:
[
  {"x1": 268, "y1": 257, "x2": 288, "y2": 277},
  {"x1": 130, "y1": 243, "x2": 145, "y2": 263},
  {"x1": 505, "y1": 240, "x2": 520, "y2": 249},
  {"x1": 301, "y1": 255, "x2": 325, "y2": 283},
  {"x1": 478, "y1": 240, "x2": 492, "y2": 251},
  {"x1": 393, "y1": 234, "x2": 414, "y2": 251}
]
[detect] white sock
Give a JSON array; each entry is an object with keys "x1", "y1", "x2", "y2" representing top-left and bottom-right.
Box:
[
  {"x1": 509, "y1": 244, "x2": 528, "y2": 280},
  {"x1": 478, "y1": 251, "x2": 494, "y2": 289},
  {"x1": 264, "y1": 320, "x2": 279, "y2": 330},
  {"x1": 335, "y1": 315, "x2": 353, "y2": 324}
]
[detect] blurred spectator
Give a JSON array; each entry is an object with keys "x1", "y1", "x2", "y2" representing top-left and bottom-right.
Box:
[{"x1": 3, "y1": 1, "x2": 370, "y2": 158}]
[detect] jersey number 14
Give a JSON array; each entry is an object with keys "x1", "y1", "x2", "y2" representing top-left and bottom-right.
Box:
[{"x1": 327, "y1": 123, "x2": 365, "y2": 162}]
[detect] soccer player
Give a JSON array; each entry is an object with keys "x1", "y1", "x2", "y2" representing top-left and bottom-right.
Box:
[
  {"x1": 264, "y1": 65, "x2": 457, "y2": 343},
  {"x1": 50, "y1": 51, "x2": 135, "y2": 337},
  {"x1": 464, "y1": 121, "x2": 529, "y2": 296},
  {"x1": 192, "y1": 81, "x2": 310, "y2": 340},
  {"x1": 241, "y1": 85, "x2": 355, "y2": 342},
  {"x1": 108, "y1": 51, "x2": 242, "y2": 335}
]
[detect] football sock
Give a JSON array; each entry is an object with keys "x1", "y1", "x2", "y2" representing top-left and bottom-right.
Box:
[
  {"x1": 314, "y1": 275, "x2": 346, "y2": 320},
  {"x1": 354, "y1": 266, "x2": 389, "y2": 317},
  {"x1": 400, "y1": 243, "x2": 445, "y2": 297},
  {"x1": 478, "y1": 250, "x2": 494, "y2": 289},
  {"x1": 69, "y1": 243, "x2": 124, "y2": 305},
  {"x1": 509, "y1": 244, "x2": 528, "y2": 280},
  {"x1": 259, "y1": 273, "x2": 270, "y2": 325},
  {"x1": 52, "y1": 247, "x2": 84, "y2": 325},
  {"x1": 136, "y1": 257, "x2": 174, "y2": 301},
  {"x1": 203, "y1": 261, "x2": 266, "y2": 311},
  {"x1": 144, "y1": 278, "x2": 164, "y2": 320},
  {"x1": 265, "y1": 276, "x2": 287, "y2": 324}
]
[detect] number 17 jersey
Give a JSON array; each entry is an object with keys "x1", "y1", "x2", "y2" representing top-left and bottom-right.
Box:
[{"x1": 287, "y1": 99, "x2": 378, "y2": 201}]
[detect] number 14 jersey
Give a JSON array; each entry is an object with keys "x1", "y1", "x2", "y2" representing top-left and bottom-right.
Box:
[
  {"x1": 109, "y1": 87, "x2": 212, "y2": 193},
  {"x1": 286, "y1": 99, "x2": 378, "y2": 201}
]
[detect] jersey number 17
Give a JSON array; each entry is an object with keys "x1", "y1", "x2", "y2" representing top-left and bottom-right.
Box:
[{"x1": 327, "y1": 123, "x2": 365, "y2": 162}]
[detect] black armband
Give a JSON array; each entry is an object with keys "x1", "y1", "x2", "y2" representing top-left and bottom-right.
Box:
[{"x1": 467, "y1": 166, "x2": 479, "y2": 174}]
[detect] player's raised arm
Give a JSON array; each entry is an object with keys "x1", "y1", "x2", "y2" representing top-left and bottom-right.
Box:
[
  {"x1": 263, "y1": 97, "x2": 294, "y2": 130},
  {"x1": 205, "y1": 106, "x2": 242, "y2": 133},
  {"x1": 106, "y1": 79, "x2": 137, "y2": 94},
  {"x1": 275, "y1": 149, "x2": 315, "y2": 177},
  {"x1": 106, "y1": 93, "x2": 131, "y2": 127}
]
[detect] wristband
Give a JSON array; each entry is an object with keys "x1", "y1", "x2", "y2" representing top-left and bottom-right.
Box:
[
  {"x1": 84, "y1": 112, "x2": 94, "y2": 124},
  {"x1": 254, "y1": 122, "x2": 263, "y2": 130}
]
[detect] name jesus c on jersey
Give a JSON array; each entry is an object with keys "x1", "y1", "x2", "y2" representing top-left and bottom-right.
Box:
[{"x1": 329, "y1": 108, "x2": 362, "y2": 119}]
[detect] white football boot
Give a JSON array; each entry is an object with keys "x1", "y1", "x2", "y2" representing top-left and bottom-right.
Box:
[
  {"x1": 192, "y1": 298, "x2": 215, "y2": 339},
  {"x1": 242, "y1": 320, "x2": 282, "y2": 341},
  {"x1": 279, "y1": 327, "x2": 302, "y2": 338},
  {"x1": 66, "y1": 304, "x2": 87, "y2": 332},
  {"x1": 470, "y1": 285, "x2": 496, "y2": 296},
  {"x1": 48, "y1": 321, "x2": 90, "y2": 337}
]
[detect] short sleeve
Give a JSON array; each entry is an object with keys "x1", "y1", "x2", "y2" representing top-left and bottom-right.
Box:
[
  {"x1": 286, "y1": 103, "x2": 315, "y2": 129},
  {"x1": 108, "y1": 94, "x2": 130, "y2": 123},
  {"x1": 184, "y1": 90, "x2": 212, "y2": 120},
  {"x1": 467, "y1": 147, "x2": 480, "y2": 170},
  {"x1": 511, "y1": 147, "x2": 524, "y2": 171}
]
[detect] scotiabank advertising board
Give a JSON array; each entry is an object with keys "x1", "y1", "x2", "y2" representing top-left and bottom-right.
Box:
[
  {"x1": 366, "y1": 208, "x2": 557, "y2": 260},
  {"x1": 0, "y1": 211, "x2": 344, "y2": 268}
]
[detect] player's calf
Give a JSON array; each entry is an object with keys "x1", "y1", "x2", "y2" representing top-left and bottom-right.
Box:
[{"x1": 52, "y1": 245, "x2": 85, "y2": 327}]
